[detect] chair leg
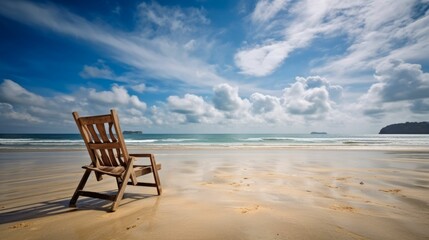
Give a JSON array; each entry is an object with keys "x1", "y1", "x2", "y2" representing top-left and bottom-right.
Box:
[
  {"x1": 149, "y1": 155, "x2": 162, "y2": 195},
  {"x1": 111, "y1": 163, "x2": 134, "y2": 212},
  {"x1": 70, "y1": 169, "x2": 91, "y2": 207},
  {"x1": 116, "y1": 178, "x2": 123, "y2": 190}
]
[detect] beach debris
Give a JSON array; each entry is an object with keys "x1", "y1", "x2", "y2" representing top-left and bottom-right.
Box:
[{"x1": 360, "y1": 181, "x2": 364, "y2": 185}]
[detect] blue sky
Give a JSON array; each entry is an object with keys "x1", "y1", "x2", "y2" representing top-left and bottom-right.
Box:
[{"x1": 0, "y1": 0, "x2": 428, "y2": 133}]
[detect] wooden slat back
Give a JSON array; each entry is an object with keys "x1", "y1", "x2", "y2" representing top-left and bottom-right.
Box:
[{"x1": 73, "y1": 110, "x2": 129, "y2": 168}]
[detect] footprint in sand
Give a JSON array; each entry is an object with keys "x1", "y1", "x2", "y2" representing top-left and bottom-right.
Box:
[
  {"x1": 126, "y1": 224, "x2": 137, "y2": 230},
  {"x1": 329, "y1": 204, "x2": 356, "y2": 213},
  {"x1": 200, "y1": 181, "x2": 213, "y2": 186},
  {"x1": 9, "y1": 222, "x2": 31, "y2": 229},
  {"x1": 335, "y1": 177, "x2": 350, "y2": 181},
  {"x1": 379, "y1": 189, "x2": 401, "y2": 193},
  {"x1": 238, "y1": 204, "x2": 260, "y2": 214}
]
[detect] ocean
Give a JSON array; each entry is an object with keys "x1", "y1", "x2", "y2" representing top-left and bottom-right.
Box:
[{"x1": 0, "y1": 133, "x2": 428, "y2": 149}]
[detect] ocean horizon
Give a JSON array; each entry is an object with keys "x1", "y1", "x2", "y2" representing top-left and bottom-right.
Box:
[{"x1": 1, "y1": 133, "x2": 428, "y2": 149}]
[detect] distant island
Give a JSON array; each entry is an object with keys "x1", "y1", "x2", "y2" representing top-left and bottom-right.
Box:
[
  {"x1": 310, "y1": 132, "x2": 327, "y2": 134},
  {"x1": 379, "y1": 122, "x2": 429, "y2": 134},
  {"x1": 123, "y1": 131, "x2": 142, "y2": 134}
]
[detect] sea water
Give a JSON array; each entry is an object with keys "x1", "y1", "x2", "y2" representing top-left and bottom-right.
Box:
[{"x1": 0, "y1": 133, "x2": 428, "y2": 149}]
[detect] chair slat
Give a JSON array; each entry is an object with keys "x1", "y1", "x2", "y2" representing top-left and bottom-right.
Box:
[
  {"x1": 96, "y1": 123, "x2": 110, "y2": 142},
  {"x1": 108, "y1": 122, "x2": 122, "y2": 166},
  {"x1": 109, "y1": 122, "x2": 117, "y2": 142},
  {"x1": 89, "y1": 142, "x2": 121, "y2": 150},
  {"x1": 99, "y1": 123, "x2": 119, "y2": 166},
  {"x1": 86, "y1": 124, "x2": 101, "y2": 143},
  {"x1": 79, "y1": 115, "x2": 112, "y2": 125},
  {"x1": 95, "y1": 123, "x2": 116, "y2": 166}
]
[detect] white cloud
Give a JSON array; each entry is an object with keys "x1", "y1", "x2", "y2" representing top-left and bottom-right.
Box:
[
  {"x1": 250, "y1": 92, "x2": 279, "y2": 114},
  {"x1": 251, "y1": 0, "x2": 289, "y2": 23},
  {"x1": 0, "y1": 79, "x2": 254, "y2": 131},
  {"x1": 235, "y1": 42, "x2": 292, "y2": 76},
  {"x1": 165, "y1": 78, "x2": 342, "y2": 125},
  {"x1": 236, "y1": 0, "x2": 429, "y2": 81},
  {"x1": 371, "y1": 59, "x2": 429, "y2": 102},
  {"x1": 5, "y1": 76, "x2": 416, "y2": 133},
  {"x1": 167, "y1": 94, "x2": 220, "y2": 123},
  {"x1": 313, "y1": 0, "x2": 429, "y2": 80},
  {"x1": 131, "y1": 83, "x2": 146, "y2": 93},
  {"x1": 213, "y1": 84, "x2": 249, "y2": 112},
  {"x1": 235, "y1": 0, "x2": 340, "y2": 76},
  {"x1": 80, "y1": 60, "x2": 117, "y2": 80},
  {"x1": 0, "y1": 80, "x2": 150, "y2": 131},
  {"x1": 87, "y1": 85, "x2": 147, "y2": 110},
  {"x1": 282, "y1": 76, "x2": 341, "y2": 118},
  {"x1": 359, "y1": 59, "x2": 429, "y2": 116},
  {"x1": 138, "y1": 2, "x2": 209, "y2": 34},
  {"x1": 0, "y1": 79, "x2": 46, "y2": 106},
  {"x1": 0, "y1": 102, "x2": 43, "y2": 123}
]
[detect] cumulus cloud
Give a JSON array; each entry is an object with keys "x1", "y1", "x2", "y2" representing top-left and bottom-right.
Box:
[
  {"x1": 167, "y1": 78, "x2": 342, "y2": 125},
  {"x1": 167, "y1": 94, "x2": 220, "y2": 123},
  {"x1": 0, "y1": 79, "x2": 150, "y2": 131},
  {"x1": 282, "y1": 76, "x2": 342, "y2": 117},
  {"x1": 213, "y1": 84, "x2": 249, "y2": 112},
  {"x1": 250, "y1": 93, "x2": 279, "y2": 114},
  {"x1": 87, "y1": 85, "x2": 147, "y2": 110},
  {"x1": 370, "y1": 59, "x2": 429, "y2": 102},
  {"x1": 359, "y1": 59, "x2": 429, "y2": 117},
  {"x1": 0, "y1": 76, "x2": 348, "y2": 131},
  {"x1": 248, "y1": 92, "x2": 286, "y2": 123}
]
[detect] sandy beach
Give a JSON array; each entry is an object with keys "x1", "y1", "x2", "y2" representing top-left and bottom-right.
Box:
[{"x1": 1, "y1": 147, "x2": 428, "y2": 239}]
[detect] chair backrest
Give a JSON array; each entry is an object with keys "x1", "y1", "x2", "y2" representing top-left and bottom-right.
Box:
[{"x1": 73, "y1": 109, "x2": 129, "y2": 168}]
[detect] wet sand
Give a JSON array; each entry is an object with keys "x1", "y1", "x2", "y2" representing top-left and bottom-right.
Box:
[{"x1": 1, "y1": 147, "x2": 428, "y2": 239}]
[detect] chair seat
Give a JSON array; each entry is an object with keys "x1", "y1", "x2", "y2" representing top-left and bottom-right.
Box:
[
  {"x1": 82, "y1": 164, "x2": 161, "y2": 177},
  {"x1": 83, "y1": 165, "x2": 125, "y2": 176}
]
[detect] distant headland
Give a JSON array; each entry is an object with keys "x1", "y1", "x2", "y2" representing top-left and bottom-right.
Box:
[
  {"x1": 310, "y1": 132, "x2": 327, "y2": 135},
  {"x1": 123, "y1": 131, "x2": 142, "y2": 134},
  {"x1": 379, "y1": 122, "x2": 429, "y2": 134}
]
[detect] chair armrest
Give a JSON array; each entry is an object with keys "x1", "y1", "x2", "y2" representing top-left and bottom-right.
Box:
[{"x1": 129, "y1": 153, "x2": 153, "y2": 158}]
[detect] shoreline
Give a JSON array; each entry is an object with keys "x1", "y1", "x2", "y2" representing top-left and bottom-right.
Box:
[{"x1": 1, "y1": 144, "x2": 429, "y2": 152}]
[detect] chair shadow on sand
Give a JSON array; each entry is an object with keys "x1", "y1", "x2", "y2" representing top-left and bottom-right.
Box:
[{"x1": 0, "y1": 192, "x2": 161, "y2": 225}]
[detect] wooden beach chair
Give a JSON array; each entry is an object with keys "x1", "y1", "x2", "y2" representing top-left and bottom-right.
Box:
[{"x1": 69, "y1": 109, "x2": 161, "y2": 212}]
